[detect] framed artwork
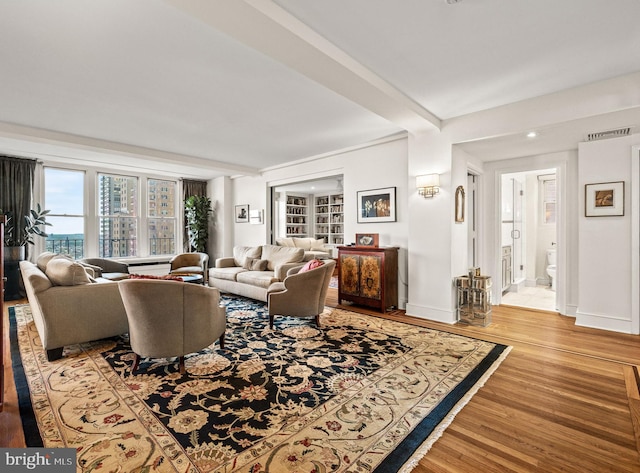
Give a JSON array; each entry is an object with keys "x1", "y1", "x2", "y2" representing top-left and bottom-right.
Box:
[
  {"x1": 249, "y1": 209, "x2": 263, "y2": 225},
  {"x1": 357, "y1": 187, "x2": 396, "y2": 223},
  {"x1": 355, "y1": 233, "x2": 379, "y2": 247},
  {"x1": 235, "y1": 204, "x2": 249, "y2": 223},
  {"x1": 455, "y1": 185, "x2": 465, "y2": 223},
  {"x1": 585, "y1": 181, "x2": 624, "y2": 217}
]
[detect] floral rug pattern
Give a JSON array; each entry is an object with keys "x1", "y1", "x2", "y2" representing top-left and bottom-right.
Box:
[{"x1": 11, "y1": 295, "x2": 510, "y2": 472}]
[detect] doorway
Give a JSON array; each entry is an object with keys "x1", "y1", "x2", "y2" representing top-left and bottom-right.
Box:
[
  {"x1": 500, "y1": 168, "x2": 557, "y2": 311},
  {"x1": 270, "y1": 175, "x2": 344, "y2": 246}
]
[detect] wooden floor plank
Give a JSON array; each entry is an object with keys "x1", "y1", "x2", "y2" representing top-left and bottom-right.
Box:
[{"x1": 3, "y1": 291, "x2": 640, "y2": 472}]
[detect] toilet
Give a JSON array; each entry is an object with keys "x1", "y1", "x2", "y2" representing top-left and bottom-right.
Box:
[{"x1": 546, "y1": 248, "x2": 557, "y2": 291}]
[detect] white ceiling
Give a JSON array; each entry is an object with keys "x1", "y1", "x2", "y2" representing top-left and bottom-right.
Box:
[{"x1": 1, "y1": 0, "x2": 639, "y2": 179}]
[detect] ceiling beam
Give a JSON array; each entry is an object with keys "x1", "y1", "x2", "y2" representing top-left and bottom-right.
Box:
[{"x1": 166, "y1": 0, "x2": 441, "y2": 132}]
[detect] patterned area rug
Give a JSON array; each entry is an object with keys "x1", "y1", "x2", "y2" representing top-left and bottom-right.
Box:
[{"x1": 10, "y1": 296, "x2": 510, "y2": 472}]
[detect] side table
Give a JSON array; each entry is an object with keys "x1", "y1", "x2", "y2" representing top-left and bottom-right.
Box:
[{"x1": 455, "y1": 274, "x2": 492, "y2": 326}]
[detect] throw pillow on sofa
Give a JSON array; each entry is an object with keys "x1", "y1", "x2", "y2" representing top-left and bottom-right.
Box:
[
  {"x1": 242, "y1": 258, "x2": 269, "y2": 271},
  {"x1": 299, "y1": 259, "x2": 324, "y2": 273},
  {"x1": 45, "y1": 258, "x2": 93, "y2": 286}
]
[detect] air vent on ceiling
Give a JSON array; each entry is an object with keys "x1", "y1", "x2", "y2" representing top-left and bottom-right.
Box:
[{"x1": 586, "y1": 127, "x2": 631, "y2": 141}]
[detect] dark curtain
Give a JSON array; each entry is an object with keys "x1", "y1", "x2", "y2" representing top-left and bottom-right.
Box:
[
  {"x1": 0, "y1": 156, "x2": 36, "y2": 247},
  {"x1": 182, "y1": 179, "x2": 208, "y2": 252}
]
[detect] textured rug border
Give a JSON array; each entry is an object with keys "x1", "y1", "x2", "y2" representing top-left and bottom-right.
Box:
[
  {"x1": 8, "y1": 305, "x2": 44, "y2": 447},
  {"x1": 397, "y1": 344, "x2": 512, "y2": 473}
]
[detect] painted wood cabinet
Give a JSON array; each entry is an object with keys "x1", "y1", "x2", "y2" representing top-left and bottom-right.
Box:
[{"x1": 338, "y1": 246, "x2": 398, "y2": 312}]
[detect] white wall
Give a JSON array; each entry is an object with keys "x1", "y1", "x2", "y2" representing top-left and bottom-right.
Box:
[
  {"x1": 406, "y1": 130, "x2": 457, "y2": 322},
  {"x1": 577, "y1": 134, "x2": 640, "y2": 333},
  {"x1": 229, "y1": 136, "x2": 410, "y2": 308}
]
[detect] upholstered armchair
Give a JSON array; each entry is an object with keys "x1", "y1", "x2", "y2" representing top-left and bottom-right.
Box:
[
  {"x1": 267, "y1": 259, "x2": 336, "y2": 329},
  {"x1": 118, "y1": 279, "x2": 226, "y2": 374},
  {"x1": 169, "y1": 252, "x2": 209, "y2": 284},
  {"x1": 79, "y1": 257, "x2": 130, "y2": 281}
]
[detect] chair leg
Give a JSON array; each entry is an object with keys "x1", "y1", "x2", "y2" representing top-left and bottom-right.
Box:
[
  {"x1": 219, "y1": 333, "x2": 225, "y2": 349},
  {"x1": 315, "y1": 314, "x2": 321, "y2": 327},
  {"x1": 131, "y1": 354, "x2": 140, "y2": 374},
  {"x1": 179, "y1": 356, "x2": 186, "y2": 374},
  {"x1": 46, "y1": 347, "x2": 64, "y2": 361},
  {"x1": 269, "y1": 314, "x2": 274, "y2": 329}
]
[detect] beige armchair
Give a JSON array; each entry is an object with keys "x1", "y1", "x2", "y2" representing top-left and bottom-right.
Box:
[
  {"x1": 169, "y1": 252, "x2": 209, "y2": 284},
  {"x1": 79, "y1": 257, "x2": 130, "y2": 280},
  {"x1": 118, "y1": 279, "x2": 226, "y2": 374},
  {"x1": 267, "y1": 259, "x2": 336, "y2": 329}
]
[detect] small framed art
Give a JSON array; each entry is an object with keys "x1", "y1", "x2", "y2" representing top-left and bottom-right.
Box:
[
  {"x1": 585, "y1": 181, "x2": 624, "y2": 217},
  {"x1": 235, "y1": 204, "x2": 249, "y2": 223},
  {"x1": 357, "y1": 187, "x2": 396, "y2": 223},
  {"x1": 355, "y1": 233, "x2": 379, "y2": 247},
  {"x1": 250, "y1": 209, "x2": 263, "y2": 225}
]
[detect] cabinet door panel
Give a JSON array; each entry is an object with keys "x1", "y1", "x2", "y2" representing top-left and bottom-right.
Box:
[
  {"x1": 359, "y1": 255, "x2": 382, "y2": 300},
  {"x1": 340, "y1": 254, "x2": 360, "y2": 296}
]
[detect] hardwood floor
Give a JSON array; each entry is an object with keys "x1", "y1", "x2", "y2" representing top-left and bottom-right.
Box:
[{"x1": 2, "y1": 291, "x2": 640, "y2": 472}]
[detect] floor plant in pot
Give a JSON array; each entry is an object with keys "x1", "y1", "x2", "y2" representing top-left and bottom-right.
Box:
[
  {"x1": 184, "y1": 196, "x2": 212, "y2": 253},
  {"x1": 2, "y1": 204, "x2": 51, "y2": 300}
]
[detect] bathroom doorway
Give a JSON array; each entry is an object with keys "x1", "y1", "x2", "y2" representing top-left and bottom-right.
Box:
[{"x1": 500, "y1": 168, "x2": 557, "y2": 311}]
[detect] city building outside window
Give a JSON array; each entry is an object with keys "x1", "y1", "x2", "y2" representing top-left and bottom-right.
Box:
[
  {"x1": 147, "y1": 178, "x2": 176, "y2": 255},
  {"x1": 98, "y1": 173, "x2": 138, "y2": 257}
]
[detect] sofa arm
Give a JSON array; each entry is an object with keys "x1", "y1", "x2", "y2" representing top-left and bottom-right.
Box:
[
  {"x1": 274, "y1": 262, "x2": 305, "y2": 281},
  {"x1": 215, "y1": 257, "x2": 237, "y2": 268}
]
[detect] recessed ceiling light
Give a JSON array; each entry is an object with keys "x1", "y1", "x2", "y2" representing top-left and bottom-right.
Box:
[{"x1": 526, "y1": 131, "x2": 538, "y2": 138}]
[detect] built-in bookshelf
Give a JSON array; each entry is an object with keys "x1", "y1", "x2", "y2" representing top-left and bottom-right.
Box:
[
  {"x1": 314, "y1": 193, "x2": 344, "y2": 245},
  {"x1": 285, "y1": 194, "x2": 308, "y2": 237}
]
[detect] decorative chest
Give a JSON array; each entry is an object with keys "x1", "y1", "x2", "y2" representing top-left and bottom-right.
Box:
[{"x1": 338, "y1": 246, "x2": 398, "y2": 312}]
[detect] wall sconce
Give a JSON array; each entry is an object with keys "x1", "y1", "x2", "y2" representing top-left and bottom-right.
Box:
[{"x1": 416, "y1": 174, "x2": 440, "y2": 198}]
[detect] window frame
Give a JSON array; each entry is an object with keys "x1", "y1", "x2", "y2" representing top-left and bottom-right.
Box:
[
  {"x1": 539, "y1": 174, "x2": 557, "y2": 225},
  {"x1": 39, "y1": 164, "x2": 183, "y2": 260}
]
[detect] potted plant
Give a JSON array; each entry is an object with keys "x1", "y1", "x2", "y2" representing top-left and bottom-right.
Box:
[
  {"x1": 2, "y1": 203, "x2": 52, "y2": 261},
  {"x1": 184, "y1": 196, "x2": 212, "y2": 253}
]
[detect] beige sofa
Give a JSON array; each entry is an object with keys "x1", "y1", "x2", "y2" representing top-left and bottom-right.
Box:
[
  {"x1": 275, "y1": 237, "x2": 332, "y2": 260},
  {"x1": 20, "y1": 253, "x2": 129, "y2": 361},
  {"x1": 209, "y1": 245, "x2": 306, "y2": 301}
]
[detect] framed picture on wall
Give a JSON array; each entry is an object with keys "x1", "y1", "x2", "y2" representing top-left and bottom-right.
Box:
[
  {"x1": 357, "y1": 187, "x2": 396, "y2": 223},
  {"x1": 235, "y1": 204, "x2": 249, "y2": 223},
  {"x1": 585, "y1": 181, "x2": 624, "y2": 217}
]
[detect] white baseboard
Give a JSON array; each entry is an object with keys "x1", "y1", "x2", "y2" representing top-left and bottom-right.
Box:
[
  {"x1": 405, "y1": 303, "x2": 456, "y2": 324},
  {"x1": 575, "y1": 309, "x2": 633, "y2": 334}
]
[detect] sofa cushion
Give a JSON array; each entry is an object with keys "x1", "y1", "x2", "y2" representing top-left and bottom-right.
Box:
[
  {"x1": 45, "y1": 258, "x2": 93, "y2": 286},
  {"x1": 292, "y1": 237, "x2": 313, "y2": 250},
  {"x1": 210, "y1": 266, "x2": 247, "y2": 282},
  {"x1": 275, "y1": 237, "x2": 295, "y2": 248},
  {"x1": 261, "y1": 245, "x2": 305, "y2": 271},
  {"x1": 233, "y1": 246, "x2": 262, "y2": 267},
  {"x1": 237, "y1": 271, "x2": 279, "y2": 289}
]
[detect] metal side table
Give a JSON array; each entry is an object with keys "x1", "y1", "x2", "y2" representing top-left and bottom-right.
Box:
[{"x1": 455, "y1": 274, "x2": 492, "y2": 326}]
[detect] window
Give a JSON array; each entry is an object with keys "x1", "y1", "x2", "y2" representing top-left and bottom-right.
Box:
[
  {"x1": 44, "y1": 168, "x2": 85, "y2": 259},
  {"x1": 540, "y1": 175, "x2": 556, "y2": 224},
  {"x1": 147, "y1": 178, "x2": 176, "y2": 255},
  {"x1": 98, "y1": 173, "x2": 138, "y2": 257}
]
